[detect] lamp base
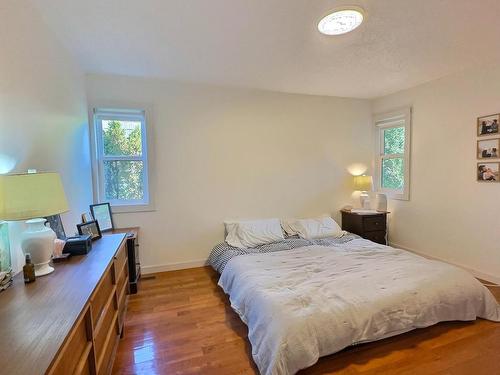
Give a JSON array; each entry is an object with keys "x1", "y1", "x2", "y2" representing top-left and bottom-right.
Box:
[
  {"x1": 34, "y1": 263, "x2": 54, "y2": 277},
  {"x1": 21, "y1": 218, "x2": 56, "y2": 278}
]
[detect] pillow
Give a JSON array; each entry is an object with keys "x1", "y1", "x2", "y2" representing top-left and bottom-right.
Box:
[
  {"x1": 282, "y1": 216, "x2": 344, "y2": 239},
  {"x1": 224, "y1": 218, "x2": 285, "y2": 248}
]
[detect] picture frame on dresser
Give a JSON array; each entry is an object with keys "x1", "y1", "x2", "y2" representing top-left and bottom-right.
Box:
[
  {"x1": 77, "y1": 220, "x2": 102, "y2": 240},
  {"x1": 90, "y1": 202, "x2": 114, "y2": 232}
]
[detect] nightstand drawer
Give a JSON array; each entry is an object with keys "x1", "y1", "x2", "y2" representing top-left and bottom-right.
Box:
[
  {"x1": 363, "y1": 231, "x2": 386, "y2": 245},
  {"x1": 363, "y1": 216, "x2": 386, "y2": 232}
]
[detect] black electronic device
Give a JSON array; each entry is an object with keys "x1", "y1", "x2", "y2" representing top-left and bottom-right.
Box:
[{"x1": 63, "y1": 234, "x2": 92, "y2": 255}]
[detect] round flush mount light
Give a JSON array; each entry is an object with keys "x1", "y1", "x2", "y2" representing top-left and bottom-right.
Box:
[{"x1": 318, "y1": 7, "x2": 364, "y2": 35}]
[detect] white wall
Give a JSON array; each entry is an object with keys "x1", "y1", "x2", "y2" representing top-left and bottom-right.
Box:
[
  {"x1": 86, "y1": 74, "x2": 373, "y2": 272},
  {"x1": 0, "y1": 0, "x2": 92, "y2": 271},
  {"x1": 372, "y1": 64, "x2": 500, "y2": 283}
]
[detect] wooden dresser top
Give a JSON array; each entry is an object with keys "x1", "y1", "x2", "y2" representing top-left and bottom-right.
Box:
[{"x1": 0, "y1": 234, "x2": 126, "y2": 375}]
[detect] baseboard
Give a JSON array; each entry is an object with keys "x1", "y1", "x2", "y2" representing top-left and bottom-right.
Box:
[
  {"x1": 389, "y1": 241, "x2": 500, "y2": 285},
  {"x1": 141, "y1": 259, "x2": 208, "y2": 275}
]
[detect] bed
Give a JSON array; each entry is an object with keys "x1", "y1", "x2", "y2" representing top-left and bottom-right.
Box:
[{"x1": 208, "y1": 235, "x2": 500, "y2": 375}]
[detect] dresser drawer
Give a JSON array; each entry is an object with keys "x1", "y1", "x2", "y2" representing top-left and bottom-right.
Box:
[
  {"x1": 117, "y1": 268, "x2": 128, "y2": 332},
  {"x1": 49, "y1": 308, "x2": 92, "y2": 375},
  {"x1": 91, "y1": 267, "x2": 114, "y2": 328},
  {"x1": 116, "y1": 264, "x2": 128, "y2": 309},
  {"x1": 115, "y1": 260, "x2": 127, "y2": 292},
  {"x1": 75, "y1": 356, "x2": 92, "y2": 375},
  {"x1": 94, "y1": 289, "x2": 117, "y2": 361},
  {"x1": 363, "y1": 230, "x2": 386, "y2": 245},
  {"x1": 113, "y1": 242, "x2": 127, "y2": 283},
  {"x1": 97, "y1": 318, "x2": 119, "y2": 375},
  {"x1": 362, "y1": 216, "x2": 386, "y2": 232}
]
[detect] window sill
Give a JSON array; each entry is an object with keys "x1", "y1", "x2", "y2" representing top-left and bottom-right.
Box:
[
  {"x1": 377, "y1": 190, "x2": 409, "y2": 201},
  {"x1": 389, "y1": 196, "x2": 410, "y2": 201},
  {"x1": 111, "y1": 204, "x2": 156, "y2": 214}
]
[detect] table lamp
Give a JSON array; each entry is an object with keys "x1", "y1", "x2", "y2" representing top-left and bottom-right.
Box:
[
  {"x1": 353, "y1": 175, "x2": 373, "y2": 209},
  {"x1": 0, "y1": 172, "x2": 68, "y2": 276}
]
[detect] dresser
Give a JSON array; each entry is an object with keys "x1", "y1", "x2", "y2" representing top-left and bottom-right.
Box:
[
  {"x1": 341, "y1": 210, "x2": 388, "y2": 245},
  {"x1": 0, "y1": 234, "x2": 128, "y2": 375}
]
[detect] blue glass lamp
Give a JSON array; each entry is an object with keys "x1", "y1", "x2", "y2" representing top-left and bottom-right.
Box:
[{"x1": 0, "y1": 221, "x2": 12, "y2": 291}]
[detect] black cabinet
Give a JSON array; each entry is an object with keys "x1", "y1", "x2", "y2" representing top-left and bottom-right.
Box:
[
  {"x1": 341, "y1": 210, "x2": 388, "y2": 245},
  {"x1": 125, "y1": 233, "x2": 141, "y2": 294}
]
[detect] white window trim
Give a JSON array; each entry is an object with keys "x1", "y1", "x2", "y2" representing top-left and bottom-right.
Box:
[
  {"x1": 374, "y1": 107, "x2": 412, "y2": 201},
  {"x1": 91, "y1": 107, "x2": 155, "y2": 213}
]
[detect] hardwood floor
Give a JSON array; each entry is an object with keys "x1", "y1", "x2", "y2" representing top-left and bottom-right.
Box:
[{"x1": 112, "y1": 267, "x2": 500, "y2": 375}]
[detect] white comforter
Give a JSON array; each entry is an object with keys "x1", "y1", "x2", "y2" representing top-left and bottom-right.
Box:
[{"x1": 218, "y1": 239, "x2": 500, "y2": 375}]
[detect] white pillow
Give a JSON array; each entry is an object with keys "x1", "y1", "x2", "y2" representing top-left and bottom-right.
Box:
[
  {"x1": 282, "y1": 216, "x2": 344, "y2": 239},
  {"x1": 224, "y1": 218, "x2": 285, "y2": 248}
]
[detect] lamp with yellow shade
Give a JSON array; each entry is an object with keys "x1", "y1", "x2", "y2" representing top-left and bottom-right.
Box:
[
  {"x1": 0, "y1": 172, "x2": 68, "y2": 276},
  {"x1": 353, "y1": 175, "x2": 373, "y2": 209}
]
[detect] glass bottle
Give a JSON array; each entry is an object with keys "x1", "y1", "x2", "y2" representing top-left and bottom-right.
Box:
[{"x1": 23, "y1": 253, "x2": 36, "y2": 284}]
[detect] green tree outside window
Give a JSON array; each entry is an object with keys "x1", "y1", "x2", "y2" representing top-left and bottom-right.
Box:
[
  {"x1": 382, "y1": 126, "x2": 405, "y2": 190},
  {"x1": 102, "y1": 120, "x2": 144, "y2": 200}
]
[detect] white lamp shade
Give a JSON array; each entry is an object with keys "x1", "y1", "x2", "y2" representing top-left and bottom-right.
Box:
[
  {"x1": 353, "y1": 175, "x2": 373, "y2": 192},
  {"x1": 0, "y1": 172, "x2": 69, "y2": 221}
]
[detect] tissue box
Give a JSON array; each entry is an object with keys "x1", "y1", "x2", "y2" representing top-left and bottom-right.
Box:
[{"x1": 63, "y1": 234, "x2": 92, "y2": 255}]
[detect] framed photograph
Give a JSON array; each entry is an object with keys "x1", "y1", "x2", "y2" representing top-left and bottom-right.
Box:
[
  {"x1": 90, "y1": 203, "x2": 114, "y2": 232},
  {"x1": 477, "y1": 162, "x2": 500, "y2": 182},
  {"x1": 77, "y1": 220, "x2": 102, "y2": 241},
  {"x1": 477, "y1": 138, "x2": 500, "y2": 159},
  {"x1": 477, "y1": 114, "x2": 499, "y2": 136},
  {"x1": 44, "y1": 214, "x2": 66, "y2": 240}
]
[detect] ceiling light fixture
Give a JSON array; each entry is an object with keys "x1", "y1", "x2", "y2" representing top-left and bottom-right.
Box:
[{"x1": 318, "y1": 7, "x2": 364, "y2": 36}]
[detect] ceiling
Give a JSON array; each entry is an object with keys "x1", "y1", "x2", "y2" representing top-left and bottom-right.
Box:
[{"x1": 31, "y1": 0, "x2": 500, "y2": 98}]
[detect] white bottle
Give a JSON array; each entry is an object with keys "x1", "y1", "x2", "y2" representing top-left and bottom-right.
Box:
[{"x1": 376, "y1": 193, "x2": 387, "y2": 212}]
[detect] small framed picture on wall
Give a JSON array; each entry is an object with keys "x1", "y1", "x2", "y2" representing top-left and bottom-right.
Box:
[
  {"x1": 477, "y1": 138, "x2": 500, "y2": 159},
  {"x1": 477, "y1": 114, "x2": 499, "y2": 136},
  {"x1": 477, "y1": 162, "x2": 500, "y2": 182}
]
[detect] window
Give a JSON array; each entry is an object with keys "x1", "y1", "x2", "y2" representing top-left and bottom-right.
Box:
[
  {"x1": 93, "y1": 108, "x2": 151, "y2": 209},
  {"x1": 374, "y1": 108, "x2": 411, "y2": 200}
]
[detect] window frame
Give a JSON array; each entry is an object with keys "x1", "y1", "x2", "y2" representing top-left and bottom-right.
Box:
[
  {"x1": 92, "y1": 108, "x2": 153, "y2": 212},
  {"x1": 374, "y1": 107, "x2": 412, "y2": 201}
]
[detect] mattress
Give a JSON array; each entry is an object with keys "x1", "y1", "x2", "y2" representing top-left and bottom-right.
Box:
[{"x1": 217, "y1": 239, "x2": 500, "y2": 375}]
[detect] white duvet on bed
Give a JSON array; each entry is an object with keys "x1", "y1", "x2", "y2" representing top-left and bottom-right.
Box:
[{"x1": 218, "y1": 239, "x2": 500, "y2": 375}]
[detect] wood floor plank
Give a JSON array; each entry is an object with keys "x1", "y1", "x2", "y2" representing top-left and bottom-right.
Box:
[{"x1": 113, "y1": 266, "x2": 500, "y2": 375}]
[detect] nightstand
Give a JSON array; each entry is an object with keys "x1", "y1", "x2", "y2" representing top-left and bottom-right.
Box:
[{"x1": 341, "y1": 210, "x2": 388, "y2": 245}]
